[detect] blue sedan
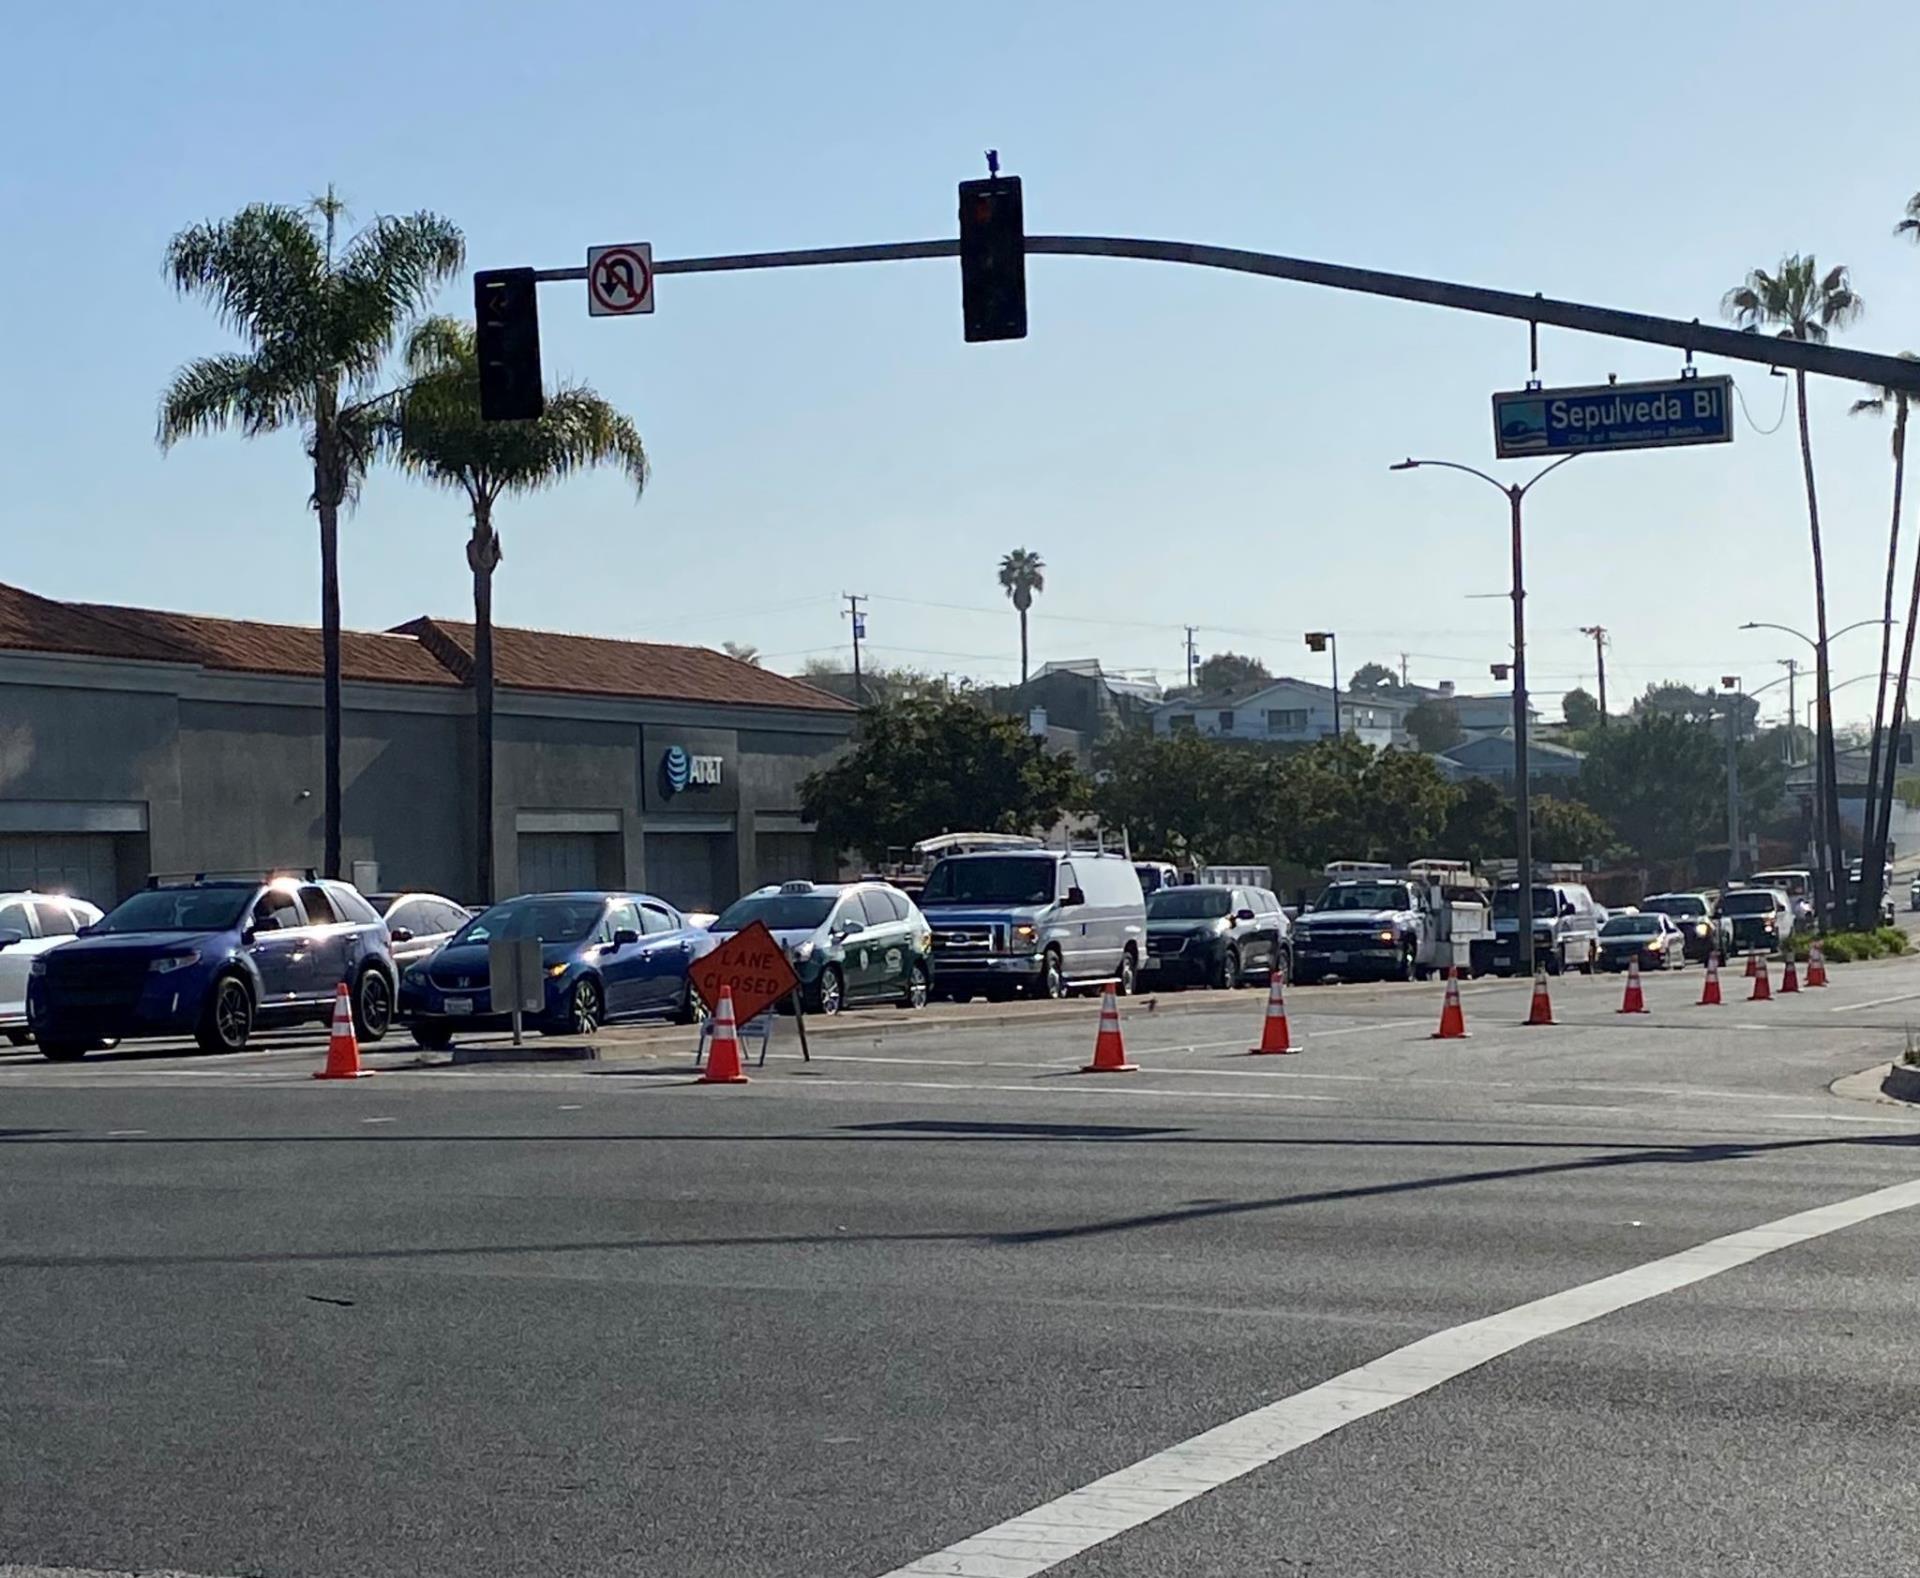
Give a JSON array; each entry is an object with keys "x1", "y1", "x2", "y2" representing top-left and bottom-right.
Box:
[{"x1": 397, "y1": 891, "x2": 714, "y2": 1048}]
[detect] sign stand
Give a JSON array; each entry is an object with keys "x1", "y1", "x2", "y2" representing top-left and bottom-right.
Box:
[{"x1": 694, "y1": 1005, "x2": 810, "y2": 1070}]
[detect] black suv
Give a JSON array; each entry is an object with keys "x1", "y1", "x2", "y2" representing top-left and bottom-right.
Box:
[{"x1": 1143, "y1": 884, "x2": 1291, "y2": 989}]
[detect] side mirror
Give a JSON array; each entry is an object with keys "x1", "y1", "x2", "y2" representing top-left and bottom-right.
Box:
[
  {"x1": 836, "y1": 920, "x2": 864, "y2": 940},
  {"x1": 612, "y1": 927, "x2": 641, "y2": 948},
  {"x1": 242, "y1": 925, "x2": 258, "y2": 944},
  {"x1": 1235, "y1": 908, "x2": 1256, "y2": 922},
  {"x1": 1063, "y1": 886, "x2": 1087, "y2": 907},
  {"x1": 0, "y1": 929, "x2": 23, "y2": 949},
  {"x1": 388, "y1": 925, "x2": 414, "y2": 943}
]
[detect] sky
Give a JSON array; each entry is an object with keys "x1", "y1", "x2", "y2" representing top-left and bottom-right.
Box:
[{"x1": 8, "y1": 0, "x2": 1920, "y2": 728}]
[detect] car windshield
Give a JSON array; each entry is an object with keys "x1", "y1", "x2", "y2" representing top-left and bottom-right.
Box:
[
  {"x1": 1641, "y1": 896, "x2": 1706, "y2": 918},
  {"x1": 921, "y1": 857, "x2": 1056, "y2": 906},
  {"x1": 1492, "y1": 886, "x2": 1558, "y2": 917},
  {"x1": 1603, "y1": 916, "x2": 1661, "y2": 936},
  {"x1": 1149, "y1": 890, "x2": 1231, "y2": 920},
  {"x1": 1721, "y1": 892, "x2": 1780, "y2": 916},
  {"x1": 91, "y1": 887, "x2": 254, "y2": 934},
  {"x1": 712, "y1": 894, "x2": 836, "y2": 932},
  {"x1": 454, "y1": 897, "x2": 605, "y2": 946},
  {"x1": 1316, "y1": 883, "x2": 1411, "y2": 912},
  {"x1": 367, "y1": 894, "x2": 399, "y2": 916}
]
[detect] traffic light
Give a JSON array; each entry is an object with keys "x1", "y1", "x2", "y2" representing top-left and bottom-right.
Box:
[
  {"x1": 475, "y1": 268, "x2": 544, "y2": 422},
  {"x1": 958, "y1": 176, "x2": 1026, "y2": 342}
]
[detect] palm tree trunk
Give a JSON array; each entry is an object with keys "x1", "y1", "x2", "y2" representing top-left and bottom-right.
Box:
[
  {"x1": 1019, "y1": 605, "x2": 1029, "y2": 686},
  {"x1": 1796, "y1": 371, "x2": 1845, "y2": 924},
  {"x1": 314, "y1": 380, "x2": 343, "y2": 881},
  {"x1": 1870, "y1": 401, "x2": 1913, "y2": 919},
  {"x1": 1859, "y1": 398, "x2": 1907, "y2": 926},
  {"x1": 469, "y1": 498, "x2": 501, "y2": 905}
]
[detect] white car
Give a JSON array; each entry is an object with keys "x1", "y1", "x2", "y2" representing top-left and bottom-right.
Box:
[{"x1": 0, "y1": 891, "x2": 104, "y2": 1044}]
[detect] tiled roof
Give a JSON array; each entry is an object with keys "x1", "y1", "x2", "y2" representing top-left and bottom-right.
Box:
[
  {"x1": 69, "y1": 602, "x2": 457, "y2": 687},
  {"x1": 0, "y1": 581, "x2": 852, "y2": 712},
  {"x1": 393, "y1": 617, "x2": 852, "y2": 712}
]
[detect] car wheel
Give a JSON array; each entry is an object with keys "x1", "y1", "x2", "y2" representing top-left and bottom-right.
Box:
[
  {"x1": 5, "y1": 1029, "x2": 31, "y2": 1047},
  {"x1": 676, "y1": 980, "x2": 709, "y2": 1026},
  {"x1": 813, "y1": 965, "x2": 845, "y2": 1016},
  {"x1": 1216, "y1": 947, "x2": 1240, "y2": 991},
  {"x1": 1273, "y1": 946, "x2": 1292, "y2": 987},
  {"x1": 1545, "y1": 947, "x2": 1564, "y2": 977},
  {"x1": 1117, "y1": 949, "x2": 1138, "y2": 997},
  {"x1": 1040, "y1": 948, "x2": 1067, "y2": 1001},
  {"x1": 567, "y1": 978, "x2": 603, "y2": 1037},
  {"x1": 1576, "y1": 943, "x2": 1595, "y2": 975},
  {"x1": 353, "y1": 968, "x2": 393, "y2": 1043},
  {"x1": 411, "y1": 1024, "x2": 454, "y2": 1052},
  {"x1": 901, "y1": 961, "x2": 930, "y2": 1010},
  {"x1": 38, "y1": 1040, "x2": 87, "y2": 1062},
  {"x1": 1397, "y1": 943, "x2": 1416, "y2": 982},
  {"x1": 195, "y1": 973, "x2": 254, "y2": 1054}
]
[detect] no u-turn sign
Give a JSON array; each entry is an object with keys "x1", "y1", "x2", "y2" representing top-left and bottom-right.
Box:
[{"x1": 587, "y1": 243, "x2": 654, "y2": 316}]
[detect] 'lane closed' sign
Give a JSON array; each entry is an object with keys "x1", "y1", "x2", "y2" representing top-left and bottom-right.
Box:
[{"x1": 689, "y1": 921, "x2": 801, "y2": 1025}]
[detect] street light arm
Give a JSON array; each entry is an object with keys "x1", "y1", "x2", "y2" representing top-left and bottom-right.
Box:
[
  {"x1": 1392, "y1": 458, "x2": 1507, "y2": 496},
  {"x1": 1738, "y1": 621, "x2": 1818, "y2": 651},
  {"x1": 1515, "y1": 452, "x2": 1580, "y2": 499},
  {"x1": 1831, "y1": 617, "x2": 1898, "y2": 643}
]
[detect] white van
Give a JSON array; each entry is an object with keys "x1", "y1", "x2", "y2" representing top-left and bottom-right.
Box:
[{"x1": 1482, "y1": 880, "x2": 1601, "y2": 976}]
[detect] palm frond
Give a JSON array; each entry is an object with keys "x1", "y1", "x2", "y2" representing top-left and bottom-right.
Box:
[
  {"x1": 515, "y1": 386, "x2": 650, "y2": 498},
  {"x1": 164, "y1": 204, "x2": 324, "y2": 342},
  {"x1": 156, "y1": 351, "x2": 308, "y2": 448},
  {"x1": 331, "y1": 213, "x2": 466, "y2": 380},
  {"x1": 1852, "y1": 394, "x2": 1890, "y2": 417},
  {"x1": 403, "y1": 314, "x2": 474, "y2": 379}
]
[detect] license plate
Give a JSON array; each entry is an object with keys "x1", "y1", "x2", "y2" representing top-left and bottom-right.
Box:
[
  {"x1": 443, "y1": 996, "x2": 473, "y2": 1017},
  {"x1": 1329, "y1": 951, "x2": 1349, "y2": 965}
]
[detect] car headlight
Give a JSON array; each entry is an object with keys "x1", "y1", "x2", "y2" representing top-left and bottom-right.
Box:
[
  {"x1": 1377, "y1": 929, "x2": 1396, "y2": 943},
  {"x1": 1009, "y1": 924, "x2": 1038, "y2": 950},
  {"x1": 149, "y1": 951, "x2": 201, "y2": 975},
  {"x1": 547, "y1": 962, "x2": 570, "y2": 978},
  {"x1": 403, "y1": 964, "x2": 425, "y2": 983},
  {"x1": 29, "y1": 957, "x2": 47, "y2": 978},
  {"x1": 1694, "y1": 922, "x2": 1710, "y2": 935},
  {"x1": 793, "y1": 940, "x2": 815, "y2": 963},
  {"x1": 1762, "y1": 918, "x2": 1777, "y2": 931}
]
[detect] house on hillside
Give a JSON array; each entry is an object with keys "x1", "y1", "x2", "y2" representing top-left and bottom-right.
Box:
[
  {"x1": 1434, "y1": 730, "x2": 1584, "y2": 790},
  {"x1": 1152, "y1": 677, "x2": 1406, "y2": 750},
  {"x1": 979, "y1": 659, "x2": 1162, "y2": 769}
]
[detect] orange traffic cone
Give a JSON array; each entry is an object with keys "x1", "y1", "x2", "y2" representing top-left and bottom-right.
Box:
[
  {"x1": 1698, "y1": 954, "x2": 1722, "y2": 1006},
  {"x1": 1525, "y1": 968, "x2": 1555, "y2": 1026},
  {"x1": 1248, "y1": 973, "x2": 1294, "y2": 1055},
  {"x1": 1780, "y1": 955, "x2": 1800, "y2": 994},
  {"x1": 314, "y1": 981, "x2": 374, "y2": 1080},
  {"x1": 1750, "y1": 958, "x2": 1772, "y2": 1002},
  {"x1": 1745, "y1": 951, "x2": 1759, "y2": 979},
  {"x1": 1617, "y1": 956, "x2": 1648, "y2": 1014},
  {"x1": 1430, "y1": 967, "x2": 1469, "y2": 1039},
  {"x1": 699, "y1": 986, "x2": 750, "y2": 1084},
  {"x1": 1082, "y1": 986, "x2": 1136, "y2": 1072},
  {"x1": 1806, "y1": 942, "x2": 1829, "y2": 988}
]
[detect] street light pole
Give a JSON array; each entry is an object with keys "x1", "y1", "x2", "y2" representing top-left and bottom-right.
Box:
[
  {"x1": 1721, "y1": 676, "x2": 1743, "y2": 880},
  {"x1": 1393, "y1": 453, "x2": 1576, "y2": 978},
  {"x1": 1305, "y1": 632, "x2": 1340, "y2": 736}
]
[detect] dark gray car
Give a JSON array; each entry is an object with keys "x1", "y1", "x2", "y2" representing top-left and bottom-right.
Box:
[{"x1": 1144, "y1": 884, "x2": 1290, "y2": 988}]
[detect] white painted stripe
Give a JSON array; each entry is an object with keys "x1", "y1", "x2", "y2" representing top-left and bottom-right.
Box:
[
  {"x1": 1832, "y1": 990, "x2": 1920, "y2": 1012},
  {"x1": 875, "y1": 1175, "x2": 1920, "y2": 1578},
  {"x1": 817, "y1": 1079, "x2": 1339, "y2": 1104}
]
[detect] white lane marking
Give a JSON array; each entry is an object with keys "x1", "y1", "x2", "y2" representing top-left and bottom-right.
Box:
[
  {"x1": 360, "y1": 1116, "x2": 395, "y2": 1124},
  {"x1": 1832, "y1": 990, "x2": 1920, "y2": 1012},
  {"x1": 876, "y1": 1174, "x2": 1920, "y2": 1577},
  {"x1": 558, "y1": 1104, "x2": 584, "y2": 1111},
  {"x1": 104, "y1": 1129, "x2": 147, "y2": 1137}
]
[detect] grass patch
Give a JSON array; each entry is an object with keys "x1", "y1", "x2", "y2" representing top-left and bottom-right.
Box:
[{"x1": 1787, "y1": 928, "x2": 1910, "y2": 964}]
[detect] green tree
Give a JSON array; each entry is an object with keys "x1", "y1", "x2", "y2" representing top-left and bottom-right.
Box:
[
  {"x1": 1092, "y1": 729, "x2": 1264, "y2": 867},
  {"x1": 722, "y1": 642, "x2": 760, "y2": 666},
  {"x1": 389, "y1": 317, "x2": 648, "y2": 902},
  {"x1": 1562, "y1": 687, "x2": 1602, "y2": 731},
  {"x1": 802, "y1": 695, "x2": 1084, "y2": 857},
  {"x1": 1578, "y1": 713, "x2": 1725, "y2": 862},
  {"x1": 1440, "y1": 778, "x2": 1512, "y2": 864},
  {"x1": 1530, "y1": 796, "x2": 1613, "y2": 863},
  {"x1": 159, "y1": 193, "x2": 464, "y2": 877},
  {"x1": 1193, "y1": 651, "x2": 1271, "y2": 693},
  {"x1": 1724, "y1": 255, "x2": 1862, "y2": 914},
  {"x1": 997, "y1": 548, "x2": 1046, "y2": 685},
  {"x1": 1348, "y1": 661, "x2": 1400, "y2": 694},
  {"x1": 1404, "y1": 696, "x2": 1465, "y2": 752},
  {"x1": 1847, "y1": 349, "x2": 1919, "y2": 927}
]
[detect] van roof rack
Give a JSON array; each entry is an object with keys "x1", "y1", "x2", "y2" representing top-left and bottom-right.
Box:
[{"x1": 146, "y1": 867, "x2": 318, "y2": 889}]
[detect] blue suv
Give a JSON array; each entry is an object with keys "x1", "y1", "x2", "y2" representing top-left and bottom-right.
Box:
[
  {"x1": 396, "y1": 891, "x2": 715, "y2": 1048},
  {"x1": 27, "y1": 875, "x2": 399, "y2": 1061}
]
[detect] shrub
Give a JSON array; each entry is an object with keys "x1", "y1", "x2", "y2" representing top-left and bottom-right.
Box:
[{"x1": 1787, "y1": 929, "x2": 1904, "y2": 964}]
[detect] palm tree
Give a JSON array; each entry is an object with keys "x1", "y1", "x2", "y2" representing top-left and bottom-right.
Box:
[
  {"x1": 1723, "y1": 256, "x2": 1862, "y2": 921},
  {"x1": 159, "y1": 191, "x2": 464, "y2": 878},
  {"x1": 998, "y1": 548, "x2": 1046, "y2": 685},
  {"x1": 1848, "y1": 354, "x2": 1919, "y2": 927},
  {"x1": 390, "y1": 317, "x2": 648, "y2": 903}
]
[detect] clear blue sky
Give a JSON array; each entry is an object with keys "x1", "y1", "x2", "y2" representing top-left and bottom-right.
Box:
[{"x1": 8, "y1": 0, "x2": 1920, "y2": 725}]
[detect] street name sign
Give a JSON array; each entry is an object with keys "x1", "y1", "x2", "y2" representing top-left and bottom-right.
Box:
[
  {"x1": 587, "y1": 243, "x2": 654, "y2": 316},
  {"x1": 1492, "y1": 375, "x2": 1733, "y2": 459},
  {"x1": 689, "y1": 920, "x2": 800, "y2": 1026}
]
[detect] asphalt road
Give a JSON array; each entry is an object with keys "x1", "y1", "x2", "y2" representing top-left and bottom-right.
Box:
[{"x1": 5, "y1": 954, "x2": 1920, "y2": 1577}]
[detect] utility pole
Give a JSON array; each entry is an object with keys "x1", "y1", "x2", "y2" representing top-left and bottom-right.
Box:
[
  {"x1": 1778, "y1": 657, "x2": 1799, "y2": 763},
  {"x1": 1722, "y1": 676, "x2": 1743, "y2": 879},
  {"x1": 1399, "y1": 652, "x2": 1410, "y2": 688},
  {"x1": 1579, "y1": 625, "x2": 1609, "y2": 723},
  {"x1": 1183, "y1": 626, "x2": 1198, "y2": 689},
  {"x1": 844, "y1": 593, "x2": 868, "y2": 704}
]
